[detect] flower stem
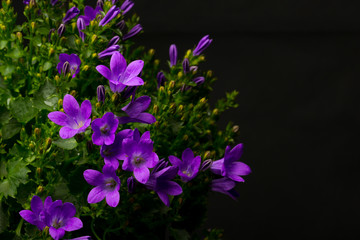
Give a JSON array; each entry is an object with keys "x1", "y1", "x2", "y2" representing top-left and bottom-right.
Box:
[{"x1": 91, "y1": 217, "x2": 101, "y2": 240}]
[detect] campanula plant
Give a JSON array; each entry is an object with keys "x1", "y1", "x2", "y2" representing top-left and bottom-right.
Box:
[{"x1": 0, "y1": 0, "x2": 250, "y2": 239}]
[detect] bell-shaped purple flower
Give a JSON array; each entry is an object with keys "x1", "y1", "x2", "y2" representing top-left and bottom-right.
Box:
[
  {"x1": 91, "y1": 112, "x2": 119, "y2": 146},
  {"x1": 100, "y1": 129, "x2": 133, "y2": 169},
  {"x1": 19, "y1": 196, "x2": 53, "y2": 230},
  {"x1": 210, "y1": 143, "x2": 251, "y2": 182},
  {"x1": 193, "y1": 35, "x2": 213, "y2": 56},
  {"x1": 118, "y1": 96, "x2": 156, "y2": 125},
  {"x1": 123, "y1": 24, "x2": 142, "y2": 40},
  {"x1": 96, "y1": 51, "x2": 144, "y2": 93},
  {"x1": 156, "y1": 71, "x2": 166, "y2": 89},
  {"x1": 120, "y1": 0, "x2": 134, "y2": 15},
  {"x1": 56, "y1": 53, "x2": 81, "y2": 78},
  {"x1": 145, "y1": 165, "x2": 183, "y2": 207},
  {"x1": 81, "y1": 5, "x2": 102, "y2": 25},
  {"x1": 99, "y1": 5, "x2": 120, "y2": 26},
  {"x1": 97, "y1": 0, "x2": 104, "y2": 9},
  {"x1": 169, "y1": 148, "x2": 201, "y2": 182},
  {"x1": 98, "y1": 45, "x2": 120, "y2": 59},
  {"x1": 83, "y1": 164, "x2": 121, "y2": 207},
  {"x1": 62, "y1": 7, "x2": 80, "y2": 24},
  {"x1": 169, "y1": 44, "x2": 177, "y2": 67},
  {"x1": 45, "y1": 201, "x2": 83, "y2": 240},
  {"x1": 48, "y1": 94, "x2": 92, "y2": 139},
  {"x1": 121, "y1": 132, "x2": 159, "y2": 184},
  {"x1": 211, "y1": 177, "x2": 240, "y2": 200}
]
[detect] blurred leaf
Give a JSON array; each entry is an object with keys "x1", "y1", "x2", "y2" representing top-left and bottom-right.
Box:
[
  {"x1": 43, "y1": 61, "x2": 52, "y2": 71},
  {"x1": 66, "y1": 35, "x2": 77, "y2": 50},
  {"x1": 0, "y1": 201, "x2": 9, "y2": 233},
  {"x1": 5, "y1": 47, "x2": 22, "y2": 59},
  {"x1": 53, "y1": 138, "x2": 78, "y2": 150},
  {"x1": 0, "y1": 40, "x2": 7, "y2": 50},
  {"x1": 0, "y1": 107, "x2": 10, "y2": 125},
  {"x1": 10, "y1": 97, "x2": 38, "y2": 123},
  {"x1": 1, "y1": 118, "x2": 21, "y2": 139},
  {"x1": 0, "y1": 65, "x2": 15, "y2": 76},
  {"x1": 37, "y1": 27, "x2": 49, "y2": 35},
  {"x1": 170, "y1": 228, "x2": 190, "y2": 240}
]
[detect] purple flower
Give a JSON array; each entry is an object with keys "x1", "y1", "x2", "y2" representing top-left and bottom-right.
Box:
[
  {"x1": 23, "y1": 0, "x2": 30, "y2": 4},
  {"x1": 45, "y1": 201, "x2": 83, "y2": 240},
  {"x1": 62, "y1": 7, "x2": 80, "y2": 24},
  {"x1": 211, "y1": 177, "x2": 240, "y2": 200},
  {"x1": 56, "y1": 53, "x2": 81, "y2": 78},
  {"x1": 210, "y1": 143, "x2": 251, "y2": 182},
  {"x1": 77, "y1": 17, "x2": 86, "y2": 41},
  {"x1": 120, "y1": 0, "x2": 134, "y2": 15},
  {"x1": 169, "y1": 148, "x2": 201, "y2": 182},
  {"x1": 83, "y1": 164, "x2": 121, "y2": 207},
  {"x1": 169, "y1": 44, "x2": 177, "y2": 67},
  {"x1": 193, "y1": 35, "x2": 213, "y2": 56},
  {"x1": 108, "y1": 36, "x2": 120, "y2": 47},
  {"x1": 80, "y1": 5, "x2": 102, "y2": 26},
  {"x1": 99, "y1": 5, "x2": 120, "y2": 26},
  {"x1": 48, "y1": 94, "x2": 92, "y2": 139},
  {"x1": 192, "y1": 76, "x2": 205, "y2": 85},
  {"x1": 123, "y1": 24, "x2": 142, "y2": 40},
  {"x1": 156, "y1": 71, "x2": 166, "y2": 89},
  {"x1": 98, "y1": 45, "x2": 120, "y2": 59},
  {"x1": 145, "y1": 165, "x2": 183, "y2": 207},
  {"x1": 91, "y1": 112, "x2": 119, "y2": 146},
  {"x1": 96, "y1": 51, "x2": 144, "y2": 93},
  {"x1": 19, "y1": 196, "x2": 53, "y2": 230},
  {"x1": 118, "y1": 96, "x2": 156, "y2": 124},
  {"x1": 182, "y1": 58, "x2": 190, "y2": 74},
  {"x1": 100, "y1": 129, "x2": 133, "y2": 169},
  {"x1": 121, "y1": 131, "x2": 159, "y2": 184}
]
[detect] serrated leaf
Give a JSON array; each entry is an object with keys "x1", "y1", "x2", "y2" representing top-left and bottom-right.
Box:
[
  {"x1": 1, "y1": 118, "x2": 21, "y2": 139},
  {"x1": 43, "y1": 61, "x2": 52, "y2": 71},
  {"x1": 53, "y1": 138, "x2": 78, "y2": 150},
  {"x1": 10, "y1": 97, "x2": 38, "y2": 123}
]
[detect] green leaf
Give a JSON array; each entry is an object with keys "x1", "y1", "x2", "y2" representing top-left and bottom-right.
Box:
[
  {"x1": 33, "y1": 81, "x2": 58, "y2": 110},
  {"x1": 66, "y1": 35, "x2": 78, "y2": 50},
  {"x1": 37, "y1": 27, "x2": 49, "y2": 35},
  {"x1": 1, "y1": 118, "x2": 21, "y2": 140},
  {"x1": 0, "y1": 160, "x2": 30, "y2": 199},
  {"x1": 0, "y1": 65, "x2": 15, "y2": 76},
  {"x1": 170, "y1": 228, "x2": 190, "y2": 240},
  {"x1": 5, "y1": 47, "x2": 22, "y2": 59},
  {"x1": 0, "y1": 107, "x2": 10, "y2": 125},
  {"x1": 0, "y1": 40, "x2": 7, "y2": 50},
  {"x1": 0, "y1": 161, "x2": 7, "y2": 179},
  {"x1": 43, "y1": 61, "x2": 52, "y2": 71},
  {"x1": 10, "y1": 97, "x2": 38, "y2": 123},
  {"x1": 53, "y1": 138, "x2": 78, "y2": 150},
  {"x1": 0, "y1": 203, "x2": 9, "y2": 233}
]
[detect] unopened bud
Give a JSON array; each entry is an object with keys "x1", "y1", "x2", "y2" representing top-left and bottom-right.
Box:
[
  {"x1": 169, "y1": 80, "x2": 175, "y2": 89},
  {"x1": 182, "y1": 58, "x2": 189, "y2": 74},
  {"x1": 212, "y1": 108, "x2": 219, "y2": 115},
  {"x1": 58, "y1": 99, "x2": 62, "y2": 107},
  {"x1": 182, "y1": 134, "x2": 188, "y2": 141},
  {"x1": 36, "y1": 167, "x2": 42, "y2": 175},
  {"x1": 54, "y1": 75, "x2": 60, "y2": 83},
  {"x1": 96, "y1": 0, "x2": 104, "y2": 9},
  {"x1": 116, "y1": 20, "x2": 125, "y2": 30},
  {"x1": 92, "y1": 53, "x2": 97, "y2": 58},
  {"x1": 232, "y1": 125, "x2": 239, "y2": 133},
  {"x1": 29, "y1": 143, "x2": 35, "y2": 149},
  {"x1": 82, "y1": 65, "x2": 89, "y2": 71},
  {"x1": 37, "y1": 185, "x2": 44, "y2": 193},
  {"x1": 127, "y1": 176, "x2": 136, "y2": 193},
  {"x1": 204, "y1": 151, "x2": 211, "y2": 159},
  {"x1": 177, "y1": 71, "x2": 183, "y2": 79},
  {"x1": 34, "y1": 128, "x2": 41, "y2": 137},
  {"x1": 45, "y1": 137, "x2": 52, "y2": 149},
  {"x1": 95, "y1": 102, "x2": 101, "y2": 108},
  {"x1": 57, "y1": 23, "x2": 65, "y2": 36},
  {"x1": 111, "y1": 93, "x2": 119, "y2": 102},
  {"x1": 30, "y1": 22, "x2": 36, "y2": 32},
  {"x1": 185, "y1": 49, "x2": 191, "y2": 58},
  {"x1": 207, "y1": 70, "x2": 213, "y2": 77},
  {"x1": 48, "y1": 48, "x2": 55, "y2": 56},
  {"x1": 200, "y1": 97, "x2": 207, "y2": 104},
  {"x1": 97, "y1": 85, "x2": 105, "y2": 103},
  {"x1": 70, "y1": 90, "x2": 76, "y2": 97},
  {"x1": 190, "y1": 66, "x2": 198, "y2": 73},
  {"x1": 16, "y1": 32, "x2": 22, "y2": 42},
  {"x1": 148, "y1": 49, "x2": 155, "y2": 55},
  {"x1": 75, "y1": 38, "x2": 81, "y2": 45},
  {"x1": 154, "y1": 59, "x2": 160, "y2": 66},
  {"x1": 200, "y1": 159, "x2": 212, "y2": 171},
  {"x1": 153, "y1": 105, "x2": 158, "y2": 114},
  {"x1": 159, "y1": 86, "x2": 165, "y2": 92},
  {"x1": 178, "y1": 105, "x2": 184, "y2": 112},
  {"x1": 91, "y1": 34, "x2": 97, "y2": 43},
  {"x1": 62, "y1": 61, "x2": 70, "y2": 76}
]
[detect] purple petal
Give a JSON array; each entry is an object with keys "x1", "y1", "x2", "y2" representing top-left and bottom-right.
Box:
[
  {"x1": 49, "y1": 227, "x2": 66, "y2": 240},
  {"x1": 122, "y1": 96, "x2": 151, "y2": 117},
  {"x1": 96, "y1": 65, "x2": 111, "y2": 80},
  {"x1": 122, "y1": 76, "x2": 144, "y2": 86},
  {"x1": 59, "y1": 127, "x2": 78, "y2": 139},
  {"x1": 105, "y1": 190, "x2": 120, "y2": 207},
  {"x1": 182, "y1": 148, "x2": 194, "y2": 164},
  {"x1": 124, "y1": 60, "x2": 144, "y2": 80},
  {"x1": 156, "y1": 166, "x2": 178, "y2": 180},
  {"x1": 30, "y1": 195, "x2": 43, "y2": 214},
  {"x1": 44, "y1": 196, "x2": 53, "y2": 210},
  {"x1": 157, "y1": 192, "x2": 169, "y2": 207},
  {"x1": 61, "y1": 202, "x2": 76, "y2": 219},
  {"x1": 48, "y1": 112, "x2": 71, "y2": 126},
  {"x1": 63, "y1": 94, "x2": 79, "y2": 118},
  {"x1": 229, "y1": 162, "x2": 251, "y2": 176},
  {"x1": 83, "y1": 169, "x2": 103, "y2": 186},
  {"x1": 87, "y1": 186, "x2": 106, "y2": 204},
  {"x1": 59, "y1": 53, "x2": 69, "y2": 62},
  {"x1": 110, "y1": 52, "x2": 127, "y2": 77},
  {"x1": 136, "y1": 113, "x2": 156, "y2": 124},
  {"x1": 210, "y1": 159, "x2": 224, "y2": 176},
  {"x1": 19, "y1": 210, "x2": 36, "y2": 225},
  {"x1": 159, "y1": 181, "x2": 182, "y2": 196},
  {"x1": 134, "y1": 167, "x2": 150, "y2": 184},
  {"x1": 84, "y1": 6, "x2": 97, "y2": 20},
  {"x1": 80, "y1": 100, "x2": 92, "y2": 120},
  {"x1": 62, "y1": 217, "x2": 83, "y2": 231},
  {"x1": 169, "y1": 156, "x2": 182, "y2": 167},
  {"x1": 104, "y1": 158, "x2": 119, "y2": 170}
]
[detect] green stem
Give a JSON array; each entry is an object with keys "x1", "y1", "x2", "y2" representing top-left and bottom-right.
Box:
[
  {"x1": 91, "y1": 217, "x2": 101, "y2": 240},
  {"x1": 15, "y1": 218, "x2": 24, "y2": 236}
]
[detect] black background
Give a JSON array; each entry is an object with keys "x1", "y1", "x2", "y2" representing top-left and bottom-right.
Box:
[{"x1": 13, "y1": 0, "x2": 360, "y2": 239}]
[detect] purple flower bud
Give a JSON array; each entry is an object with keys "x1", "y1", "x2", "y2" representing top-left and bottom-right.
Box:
[
  {"x1": 108, "y1": 36, "x2": 120, "y2": 47},
  {"x1": 57, "y1": 23, "x2": 65, "y2": 37},
  {"x1": 62, "y1": 6, "x2": 80, "y2": 24},
  {"x1": 192, "y1": 76, "x2": 205, "y2": 85},
  {"x1": 97, "y1": 0, "x2": 104, "y2": 9},
  {"x1": 77, "y1": 17, "x2": 86, "y2": 41},
  {"x1": 99, "y1": 6, "x2": 120, "y2": 26},
  {"x1": 182, "y1": 58, "x2": 189, "y2": 74},
  {"x1": 51, "y1": 0, "x2": 58, "y2": 6},
  {"x1": 152, "y1": 159, "x2": 168, "y2": 173},
  {"x1": 112, "y1": 0, "x2": 118, "y2": 4},
  {"x1": 127, "y1": 176, "x2": 136, "y2": 193},
  {"x1": 116, "y1": 20, "x2": 125, "y2": 30},
  {"x1": 48, "y1": 28, "x2": 55, "y2": 42},
  {"x1": 156, "y1": 71, "x2": 166, "y2": 89},
  {"x1": 200, "y1": 159, "x2": 212, "y2": 171},
  {"x1": 193, "y1": 35, "x2": 213, "y2": 56},
  {"x1": 97, "y1": 85, "x2": 105, "y2": 103},
  {"x1": 23, "y1": 0, "x2": 30, "y2": 4},
  {"x1": 169, "y1": 44, "x2": 177, "y2": 67},
  {"x1": 122, "y1": 86, "x2": 137, "y2": 100},
  {"x1": 190, "y1": 66, "x2": 198, "y2": 72},
  {"x1": 62, "y1": 61, "x2": 70, "y2": 76},
  {"x1": 123, "y1": 24, "x2": 142, "y2": 41},
  {"x1": 120, "y1": 0, "x2": 134, "y2": 15},
  {"x1": 98, "y1": 45, "x2": 120, "y2": 59}
]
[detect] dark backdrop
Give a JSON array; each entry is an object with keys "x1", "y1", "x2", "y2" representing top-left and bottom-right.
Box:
[{"x1": 13, "y1": 1, "x2": 360, "y2": 239}]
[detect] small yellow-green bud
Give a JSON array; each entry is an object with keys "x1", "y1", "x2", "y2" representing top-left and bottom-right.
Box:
[
  {"x1": 43, "y1": 226, "x2": 49, "y2": 235},
  {"x1": 75, "y1": 38, "x2": 81, "y2": 45},
  {"x1": 58, "y1": 98, "x2": 63, "y2": 106},
  {"x1": 30, "y1": 22, "x2": 36, "y2": 31},
  {"x1": 70, "y1": 90, "x2": 76, "y2": 97},
  {"x1": 91, "y1": 34, "x2": 97, "y2": 43},
  {"x1": 6, "y1": 0, "x2": 11, "y2": 6},
  {"x1": 34, "y1": 128, "x2": 41, "y2": 137},
  {"x1": 153, "y1": 105, "x2": 158, "y2": 114},
  {"x1": 66, "y1": 72, "x2": 72, "y2": 78},
  {"x1": 169, "y1": 103, "x2": 176, "y2": 110},
  {"x1": 111, "y1": 93, "x2": 119, "y2": 102},
  {"x1": 148, "y1": 49, "x2": 155, "y2": 55},
  {"x1": 60, "y1": 108, "x2": 64, "y2": 112},
  {"x1": 200, "y1": 97, "x2": 207, "y2": 104},
  {"x1": 82, "y1": 65, "x2": 89, "y2": 71},
  {"x1": 185, "y1": 49, "x2": 191, "y2": 58},
  {"x1": 92, "y1": 53, "x2": 97, "y2": 58},
  {"x1": 36, "y1": 186, "x2": 44, "y2": 193},
  {"x1": 199, "y1": 56, "x2": 205, "y2": 61},
  {"x1": 54, "y1": 75, "x2": 59, "y2": 83},
  {"x1": 48, "y1": 48, "x2": 55, "y2": 56},
  {"x1": 36, "y1": 73, "x2": 41, "y2": 78},
  {"x1": 207, "y1": 70, "x2": 213, "y2": 77},
  {"x1": 90, "y1": 20, "x2": 96, "y2": 27},
  {"x1": 45, "y1": 137, "x2": 52, "y2": 149},
  {"x1": 96, "y1": 102, "x2": 101, "y2": 108},
  {"x1": 159, "y1": 86, "x2": 165, "y2": 92},
  {"x1": 167, "y1": 90, "x2": 172, "y2": 95},
  {"x1": 177, "y1": 71, "x2": 183, "y2": 78},
  {"x1": 36, "y1": 167, "x2": 42, "y2": 175},
  {"x1": 16, "y1": 32, "x2": 22, "y2": 42},
  {"x1": 182, "y1": 135, "x2": 189, "y2": 141},
  {"x1": 29, "y1": 143, "x2": 35, "y2": 149},
  {"x1": 204, "y1": 151, "x2": 211, "y2": 159},
  {"x1": 178, "y1": 105, "x2": 184, "y2": 112},
  {"x1": 169, "y1": 80, "x2": 175, "y2": 89},
  {"x1": 154, "y1": 59, "x2": 160, "y2": 66},
  {"x1": 212, "y1": 108, "x2": 219, "y2": 115},
  {"x1": 71, "y1": 22, "x2": 76, "y2": 31},
  {"x1": 60, "y1": 36, "x2": 67, "y2": 44}
]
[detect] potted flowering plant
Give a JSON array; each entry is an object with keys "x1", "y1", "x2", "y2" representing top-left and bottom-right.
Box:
[{"x1": 0, "y1": 0, "x2": 250, "y2": 239}]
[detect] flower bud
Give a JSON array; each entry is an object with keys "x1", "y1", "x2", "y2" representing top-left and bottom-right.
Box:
[
  {"x1": 62, "y1": 61, "x2": 70, "y2": 76},
  {"x1": 108, "y1": 36, "x2": 120, "y2": 47},
  {"x1": 48, "y1": 48, "x2": 55, "y2": 57},
  {"x1": 200, "y1": 97, "x2": 207, "y2": 104},
  {"x1": 192, "y1": 76, "x2": 205, "y2": 85},
  {"x1": 36, "y1": 186, "x2": 44, "y2": 193},
  {"x1": 169, "y1": 80, "x2": 175, "y2": 89},
  {"x1": 232, "y1": 125, "x2": 239, "y2": 133},
  {"x1": 182, "y1": 134, "x2": 188, "y2": 141},
  {"x1": 92, "y1": 53, "x2": 97, "y2": 58},
  {"x1": 169, "y1": 44, "x2": 177, "y2": 67},
  {"x1": 96, "y1": 102, "x2": 101, "y2": 108},
  {"x1": 96, "y1": 0, "x2": 104, "y2": 9},
  {"x1": 82, "y1": 65, "x2": 89, "y2": 71},
  {"x1": 112, "y1": 93, "x2": 119, "y2": 102},
  {"x1": 91, "y1": 34, "x2": 98, "y2": 43},
  {"x1": 148, "y1": 49, "x2": 155, "y2": 56},
  {"x1": 30, "y1": 22, "x2": 36, "y2": 32},
  {"x1": 127, "y1": 176, "x2": 136, "y2": 193},
  {"x1": 200, "y1": 159, "x2": 212, "y2": 171},
  {"x1": 182, "y1": 58, "x2": 189, "y2": 74},
  {"x1": 57, "y1": 23, "x2": 65, "y2": 37},
  {"x1": 48, "y1": 28, "x2": 55, "y2": 42},
  {"x1": 156, "y1": 71, "x2": 166, "y2": 89},
  {"x1": 97, "y1": 85, "x2": 106, "y2": 103},
  {"x1": 178, "y1": 105, "x2": 184, "y2": 112},
  {"x1": 212, "y1": 108, "x2": 219, "y2": 115},
  {"x1": 177, "y1": 71, "x2": 183, "y2": 78},
  {"x1": 116, "y1": 20, "x2": 125, "y2": 30},
  {"x1": 34, "y1": 128, "x2": 41, "y2": 137},
  {"x1": 185, "y1": 49, "x2": 191, "y2": 58},
  {"x1": 190, "y1": 66, "x2": 198, "y2": 73},
  {"x1": 36, "y1": 167, "x2": 42, "y2": 175},
  {"x1": 54, "y1": 75, "x2": 60, "y2": 83},
  {"x1": 153, "y1": 104, "x2": 158, "y2": 114},
  {"x1": 16, "y1": 32, "x2": 22, "y2": 42},
  {"x1": 159, "y1": 86, "x2": 165, "y2": 92},
  {"x1": 123, "y1": 24, "x2": 142, "y2": 40}
]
